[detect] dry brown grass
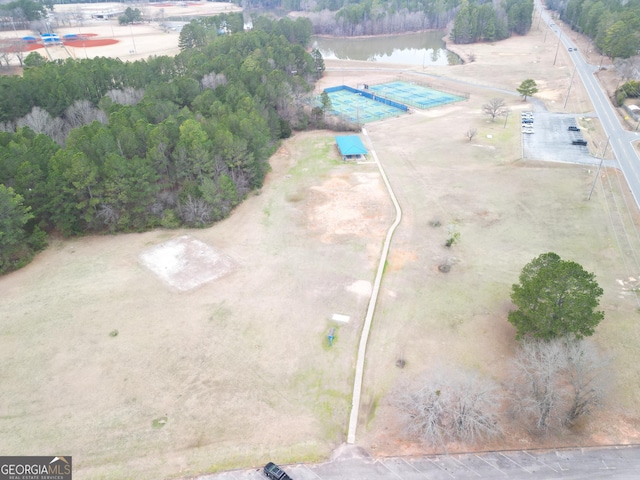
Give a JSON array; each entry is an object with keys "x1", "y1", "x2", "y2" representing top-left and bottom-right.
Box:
[{"x1": 1, "y1": 6, "x2": 640, "y2": 479}]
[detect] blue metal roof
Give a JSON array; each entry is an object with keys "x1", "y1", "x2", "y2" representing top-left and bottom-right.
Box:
[{"x1": 335, "y1": 135, "x2": 368, "y2": 156}]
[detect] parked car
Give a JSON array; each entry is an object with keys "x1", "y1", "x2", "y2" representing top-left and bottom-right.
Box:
[
  {"x1": 522, "y1": 128, "x2": 535, "y2": 134},
  {"x1": 568, "y1": 126, "x2": 580, "y2": 131},
  {"x1": 572, "y1": 139, "x2": 588, "y2": 146},
  {"x1": 522, "y1": 119, "x2": 534, "y2": 124},
  {"x1": 263, "y1": 462, "x2": 293, "y2": 480}
]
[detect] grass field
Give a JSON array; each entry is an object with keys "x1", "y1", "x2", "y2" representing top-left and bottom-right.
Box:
[
  {"x1": 1, "y1": 6, "x2": 640, "y2": 479},
  {"x1": 0, "y1": 133, "x2": 394, "y2": 478}
]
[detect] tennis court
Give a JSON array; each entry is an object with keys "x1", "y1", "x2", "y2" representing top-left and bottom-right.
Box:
[
  {"x1": 368, "y1": 81, "x2": 466, "y2": 110},
  {"x1": 324, "y1": 86, "x2": 408, "y2": 124}
]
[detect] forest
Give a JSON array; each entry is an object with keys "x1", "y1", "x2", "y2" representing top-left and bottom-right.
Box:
[
  {"x1": 236, "y1": 0, "x2": 534, "y2": 38},
  {"x1": 0, "y1": 14, "x2": 324, "y2": 274},
  {"x1": 546, "y1": 0, "x2": 640, "y2": 59},
  {"x1": 450, "y1": 0, "x2": 533, "y2": 43}
]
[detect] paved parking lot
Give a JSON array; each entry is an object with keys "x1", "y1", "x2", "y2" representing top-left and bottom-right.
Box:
[
  {"x1": 197, "y1": 444, "x2": 640, "y2": 479},
  {"x1": 521, "y1": 111, "x2": 601, "y2": 165}
]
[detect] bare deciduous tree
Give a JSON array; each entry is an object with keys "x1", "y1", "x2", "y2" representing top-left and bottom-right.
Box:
[
  {"x1": 201, "y1": 71, "x2": 228, "y2": 90},
  {"x1": 510, "y1": 338, "x2": 566, "y2": 433},
  {"x1": 510, "y1": 338, "x2": 608, "y2": 434},
  {"x1": 64, "y1": 100, "x2": 107, "y2": 129},
  {"x1": 614, "y1": 57, "x2": 640, "y2": 83},
  {"x1": 96, "y1": 204, "x2": 120, "y2": 230},
  {"x1": 391, "y1": 368, "x2": 502, "y2": 446},
  {"x1": 482, "y1": 98, "x2": 508, "y2": 122},
  {"x1": 0, "y1": 121, "x2": 15, "y2": 133},
  {"x1": 105, "y1": 87, "x2": 145, "y2": 106},
  {"x1": 179, "y1": 195, "x2": 211, "y2": 226},
  {"x1": 17, "y1": 106, "x2": 67, "y2": 144},
  {"x1": 465, "y1": 127, "x2": 477, "y2": 141},
  {"x1": 564, "y1": 340, "x2": 608, "y2": 425}
]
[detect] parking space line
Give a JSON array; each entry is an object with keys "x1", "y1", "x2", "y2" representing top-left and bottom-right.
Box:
[
  {"x1": 399, "y1": 457, "x2": 432, "y2": 479},
  {"x1": 376, "y1": 459, "x2": 406, "y2": 479},
  {"x1": 474, "y1": 454, "x2": 507, "y2": 476},
  {"x1": 450, "y1": 456, "x2": 481, "y2": 477},
  {"x1": 498, "y1": 452, "x2": 532, "y2": 474},
  {"x1": 302, "y1": 465, "x2": 323, "y2": 479},
  {"x1": 600, "y1": 460, "x2": 616, "y2": 470},
  {"x1": 425, "y1": 458, "x2": 456, "y2": 478},
  {"x1": 522, "y1": 450, "x2": 558, "y2": 473}
]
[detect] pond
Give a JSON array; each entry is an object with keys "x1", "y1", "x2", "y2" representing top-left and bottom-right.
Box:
[{"x1": 311, "y1": 30, "x2": 462, "y2": 66}]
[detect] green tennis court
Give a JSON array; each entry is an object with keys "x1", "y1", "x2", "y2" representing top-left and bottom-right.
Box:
[
  {"x1": 325, "y1": 88, "x2": 407, "y2": 124},
  {"x1": 368, "y1": 81, "x2": 466, "y2": 110}
]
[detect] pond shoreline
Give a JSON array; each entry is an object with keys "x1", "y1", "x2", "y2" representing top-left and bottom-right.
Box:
[{"x1": 311, "y1": 30, "x2": 462, "y2": 66}]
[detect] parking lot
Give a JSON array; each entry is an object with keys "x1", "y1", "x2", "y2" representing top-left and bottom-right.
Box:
[
  {"x1": 199, "y1": 445, "x2": 640, "y2": 479},
  {"x1": 521, "y1": 111, "x2": 601, "y2": 165}
]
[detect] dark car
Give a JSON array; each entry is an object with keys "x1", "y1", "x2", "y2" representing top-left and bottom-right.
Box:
[
  {"x1": 263, "y1": 462, "x2": 292, "y2": 480},
  {"x1": 572, "y1": 139, "x2": 588, "y2": 146},
  {"x1": 568, "y1": 126, "x2": 581, "y2": 131},
  {"x1": 522, "y1": 119, "x2": 534, "y2": 124}
]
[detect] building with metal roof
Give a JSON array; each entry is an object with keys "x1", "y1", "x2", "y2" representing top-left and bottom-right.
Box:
[{"x1": 335, "y1": 135, "x2": 368, "y2": 161}]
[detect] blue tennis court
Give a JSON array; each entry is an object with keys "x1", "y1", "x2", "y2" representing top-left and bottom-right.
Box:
[
  {"x1": 324, "y1": 86, "x2": 408, "y2": 124},
  {"x1": 368, "y1": 81, "x2": 466, "y2": 110}
]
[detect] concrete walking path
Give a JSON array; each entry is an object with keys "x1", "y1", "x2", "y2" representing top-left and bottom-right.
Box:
[{"x1": 346, "y1": 127, "x2": 403, "y2": 444}]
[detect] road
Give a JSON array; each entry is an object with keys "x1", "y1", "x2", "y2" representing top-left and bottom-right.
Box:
[
  {"x1": 199, "y1": 444, "x2": 640, "y2": 479},
  {"x1": 537, "y1": 1, "x2": 640, "y2": 208}
]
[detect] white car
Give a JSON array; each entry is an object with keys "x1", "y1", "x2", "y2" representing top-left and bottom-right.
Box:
[{"x1": 522, "y1": 127, "x2": 535, "y2": 134}]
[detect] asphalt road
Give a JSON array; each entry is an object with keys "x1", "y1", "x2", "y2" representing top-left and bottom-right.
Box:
[
  {"x1": 537, "y1": 1, "x2": 640, "y2": 207},
  {"x1": 198, "y1": 444, "x2": 640, "y2": 479}
]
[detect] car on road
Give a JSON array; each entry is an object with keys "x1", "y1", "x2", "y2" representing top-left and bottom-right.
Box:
[
  {"x1": 263, "y1": 462, "x2": 292, "y2": 480},
  {"x1": 568, "y1": 126, "x2": 580, "y2": 131},
  {"x1": 568, "y1": 47, "x2": 574, "y2": 51},
  {"x1": 572, "y1": 139, "x2": 588, "y2": 146}
]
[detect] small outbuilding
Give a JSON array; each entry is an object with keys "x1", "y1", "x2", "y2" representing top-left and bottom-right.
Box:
[{"x1": 335, "y1": 135, "x2": 368, "y2": 162}]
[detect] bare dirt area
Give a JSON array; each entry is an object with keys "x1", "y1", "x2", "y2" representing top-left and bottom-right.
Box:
[
  {"x1": 0, "y1": 2, "x2": 241, "y2": 63},
  {"x1": 2, "y1": 5, "x2": 640, "y2": 480}
]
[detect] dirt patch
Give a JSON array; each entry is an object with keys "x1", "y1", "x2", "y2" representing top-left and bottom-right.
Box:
[
  {"x1": 64, "y1": 38, "x2": 119, "y2": 48},
  {"x1": 139, "y1": 235, "x2": 235, "y2": 291},
  {"x1": 27, "y1": 37, "x2": 119, "y2": 51}
]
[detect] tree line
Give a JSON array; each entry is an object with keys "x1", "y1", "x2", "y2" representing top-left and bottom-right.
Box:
[
  {"x1": 450, "y1": 0, "x2": 534, "y2": 44},
  {"x1": 239, "y1": 0, "x2": 461, "y2": 36},
  {"x1": 546, "y1": 0, "x2": 640, "y2": 59},
  {"x1": 0, "y1": 14, "x2": 323, "y2": 274}
]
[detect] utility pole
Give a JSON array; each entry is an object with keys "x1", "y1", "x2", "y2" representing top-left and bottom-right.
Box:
[
  {"x1": 553, "y1": 29, "x2": 562, "y2": 65},
  {"x1": 588, "y1": 137, "x2": 610, "y2": 200},
  {"x1": 129, "y1": 24, "x2": 137, "y2": 54},
  {"x1": 503, "y1": 111, "x2": 509, "y2": 128},
  {"x1": 564, "y1": 65, "x2": 577, "y2": 109}
]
